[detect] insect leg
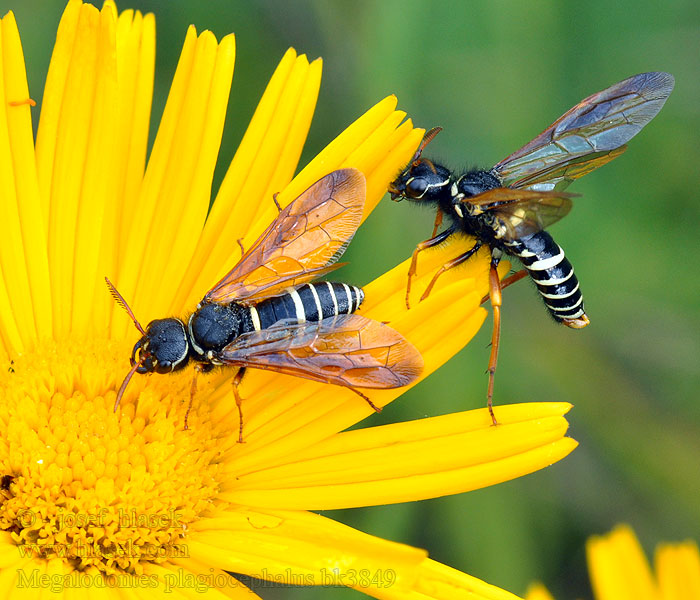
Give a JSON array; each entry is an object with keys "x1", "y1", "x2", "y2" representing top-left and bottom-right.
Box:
[
  {"x1": 480, "y1": 269, "x2": 528, "y2": 305},
  {"x1": 237, "y1": 238, "x2": 245, "y2": 258},
  {"x1": 419, "y1": 240, "x2": 483, "y2": 302},
  {"x1": 348, "y1": 387, "x2": 382, "y2": 413},
  {"x1": 272, "y1": 192, "x2": 282, "y2": 212},
  {"x1": 232, "y1": 367, "x2": 247, "y2": 443},
  {"x1": 406, "y1": 227, "x2": 455, "y2": 309},
  {"x1": 486, "y1": 256, "x2": 502, "y2": 426},
  {"x1": 185, "y1": 364, "x2": 206, "y2": 430},
  {"x1": 430, "y1": 208, "x2": 444, "y2": 238}
]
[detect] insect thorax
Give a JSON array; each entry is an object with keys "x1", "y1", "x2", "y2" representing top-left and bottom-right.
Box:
[
  {"x1": 442, "y1": 169, "x2": 504, "y2": 244},
  {"x1": 188, "y1": 302, "x2": 252, "y2": 363}
]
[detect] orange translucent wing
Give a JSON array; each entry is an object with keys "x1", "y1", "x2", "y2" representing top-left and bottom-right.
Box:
[
  {"x1": 492, "y1": 196, "x2": 574, "y2": 239},
  {"x1": 463, "y1": 187, "x2": 574, "y2": 237},
  {"x1": 205, "y1": 169, "x2": 366, "y2": 305},
  {"x1": 219, "y1": 314, "x2": 424, "y2": 389},
  {"x1": 492, "y1": 72, "x2": 674, "y2": 191}
]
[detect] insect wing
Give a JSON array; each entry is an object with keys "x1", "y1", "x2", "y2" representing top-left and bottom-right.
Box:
[
  {"x1": 492, "y1": 72, "x2": 674, "y2": 191},
  {"x1": 218, "y1": 314, "x2": 424, "y2": 389},
  {"x1": 464, "y1": 187, "x2": 574, "y2": 238},
  {"x1": 205, "y1": 169, "x2": 365, "y2": 305},
  {"x1": 493, "y1": 196, "x2": 574, "y2": 239}
]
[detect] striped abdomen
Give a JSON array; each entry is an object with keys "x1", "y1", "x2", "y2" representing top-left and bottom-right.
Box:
[
  {"x1": 188, "y1": 282, "x2": 365, "y2": 364},
  {"x1": 250, "y1": 282, "x2": 364, "y2": 331},
  {"x1": 503, "y1": 232, "x2": 589, "y2": 329}
]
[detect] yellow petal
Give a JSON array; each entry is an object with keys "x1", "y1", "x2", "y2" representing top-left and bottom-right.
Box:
[
  {"x1": 180, "y1": 94, "x2": 421, "y2": 321},
  {"x1": 285, "y1": 95, "x2": 401, "y2": 200},
  {"x1": 375, "y1": 558, "x2": 523, "y2": 600},
  {"x1": 220, "y1": 403, "x2": 575, "y2": 509},
  {"x1": 70, "y1": 4, "x2": 120, "y2": 336},
  {"x1": 173, "y1": 48, "x2": 321, "y2": 311},
  {"x1": 655, "y1": 539, "x2": 700, "y2": 600},
  {"x1": 97, "y1": 8, "x2": 155, "y2": 332},
  {"x1": 186, "y1": 508, "x2": 427, "y2": 596},
  {"x1": 362, "y1": 117, "x2": 424, "y2": 217},
  {"x1": 35, "y1": 2, "x2": 119, "y2": 338},
  {"x1": 586, "y1": 524, "x2": 658, "y2": 600},
  {"x1": 35, "y1": 0, "x2": 81, "y2": 219},
  {"x1": 274, "y1": 96, "x2": 421, "y2": 222},
  {"x1": 146, "y1": 562, "x2": 262, "y2": 598},
  {"x1": 0, "y1": 11, "x2": 50, "y2": 353},
  {"x1": 525, "y1": 582, "x2": 556, "y2": 600},
  {"x1": 116, "y1": 28, "x2": 235, "y2": 332}
]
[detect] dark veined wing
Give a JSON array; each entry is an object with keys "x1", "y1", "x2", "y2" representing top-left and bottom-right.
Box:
[
  {"x1": 462, "y1": 187, "x2": 574, "y2": 239},
  {"x1": 218, "y1": 314, "x2": 424, "y2": 389},
  {"x1": 205, "y1": 169, "x2": 366, "y2": 306},
  {"x1": 491, "y1": 72, "x2": 675, "y2": 191}
]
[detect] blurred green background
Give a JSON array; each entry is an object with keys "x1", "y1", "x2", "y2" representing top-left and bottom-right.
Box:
[{"x1": 5, "y1": 0, "x2": 699, "y2": 598}]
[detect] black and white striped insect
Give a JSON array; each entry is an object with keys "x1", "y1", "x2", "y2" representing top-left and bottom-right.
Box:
[
  {"x1": 389, "y1": 72, "x2": 674, "y2": 422},
  {"x1": 108, "y1": 169, "x2": 423, "y2": 439}
]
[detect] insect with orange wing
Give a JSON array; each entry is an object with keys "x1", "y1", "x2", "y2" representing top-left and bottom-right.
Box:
[
  {"x1": 389, "y1": 72, "x2": 674, "y2": 423},
  {"x1": 109, "y1": 169, "x2": 423, "y2": 440}
]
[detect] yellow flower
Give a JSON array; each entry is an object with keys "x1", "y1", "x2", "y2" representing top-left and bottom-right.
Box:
[
  {"x1": 526, "y1": 525, "x2": 700, "y2": 600},
  {"x1": 0, "y1": 1, "x2": 577, "y2": 597}
]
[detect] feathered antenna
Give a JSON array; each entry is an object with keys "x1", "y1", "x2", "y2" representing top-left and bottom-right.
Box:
[
  {"x1": 105, "y1": 277, "x2": 147, "y2": 412},
  {"x1": 105, "y1": 277, "x2": 146, "y2": 336},
  {"x1": 412, "y1": 126, "x2": 442, "y2": 164}
]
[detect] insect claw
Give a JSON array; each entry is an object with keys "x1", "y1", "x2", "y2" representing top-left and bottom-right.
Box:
[
  {"x1": 349, "y1": 388, "x2": 382, "y2": 413},
  {"x1": 272, "y1": 192, "x2": 282, "y2": 213}
]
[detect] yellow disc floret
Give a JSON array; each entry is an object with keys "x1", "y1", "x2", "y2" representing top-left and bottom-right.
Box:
[{"x1": 0, "y1": 338, "x2": 223, "y2": 575}]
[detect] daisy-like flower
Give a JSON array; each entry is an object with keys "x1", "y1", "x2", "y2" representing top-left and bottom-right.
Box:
[
  {"x1": 0, "y1": 1, "x2": 577, "y2": 597},
  {"x1": 526, "y1": 525, "x2": 700, "y2": 600}
]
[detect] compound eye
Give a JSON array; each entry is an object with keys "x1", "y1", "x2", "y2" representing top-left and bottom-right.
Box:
[
  {"x1": 406, "y1": 177, "x2": 428, "y2": 198},
  {"x1": 153, "y1": 361, "x2": 172, "y2": 374}
]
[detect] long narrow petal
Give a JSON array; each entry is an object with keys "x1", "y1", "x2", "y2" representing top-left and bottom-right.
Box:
[
  {"x1": 70, "y1": 3, "x2": 120, "y2": 336},
  {"x1": 185, "y1": 508, "x2": 427, "y2": 596},
  {"x1": 36, "y1": 1, "x2": 119, "y2": 338},
  {"x1": 116, "y1": 27, "x2": 235, "y2": 331},
  {"x1": 220, "y1": 404, "x2": 576, "y2": 509},
  {"x1": 185, "y1": 509, "x2": 521, "y2": 599},
  {"x1": 98, "y1": 8, "x2": 155, "y2": 332},
  {"x1": 655, "y1": 540, "x2": 700, "y2": 600},
  {"x1": 279, "y1": 95, "x2": 409, "y2": 204},
  {"x1": 374, "y1": 558, "x2": 523, "y2": 600},
  {"x1": 146, "y1": 562, "x2": 263, "y2": 598},
  {"x1": 251, "y1": 95, "x2": 423, "y2": 226},
  {"x1": 586, "y1": 525, "x2": 658, "y2": 600},
  {"x1": 178, "y1": 93, "x2": 421, "y2": 317},
  {"x1": 172, "y1": 48, "x2": 322, "y2": 311},
  {"x1": 35, "y1": 0, "x2": 81, "y2": 220},
  {"x1": 524, "y1": 583, "x2": 556, "y2": 600},
  {"x1": 0, "y1": 11, "x2": 50, "y2": 353}
]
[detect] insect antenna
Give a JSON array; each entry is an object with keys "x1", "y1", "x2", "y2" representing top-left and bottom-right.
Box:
[
  {"x1": 105, "y1": 277, "x2": 146, "y2": 336},
  {"x1": 114, "y1": 360, "x2": 141, "y2": 413},
  {"x1": 411, "y1": 126, "x2": 442, "y2": 164},
  {"x1": 105, "y1": 277, "x2": 148, "y2": 412}
]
